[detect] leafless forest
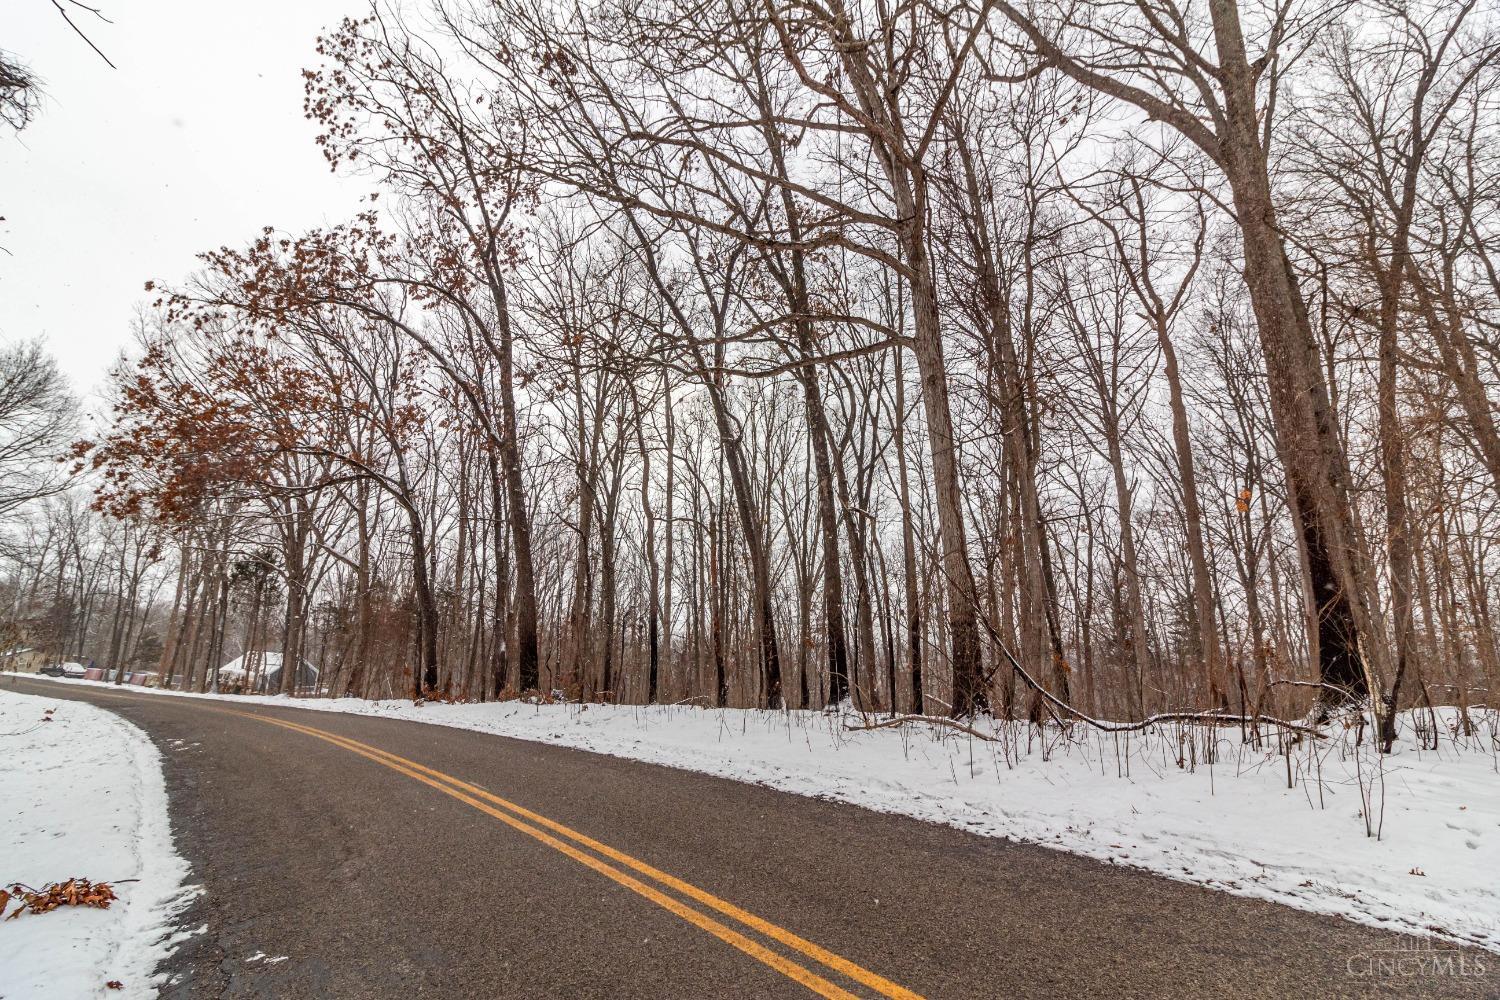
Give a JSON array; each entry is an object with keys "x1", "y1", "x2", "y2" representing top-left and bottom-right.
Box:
[{"x1": 3, "y1": 0, "x2": 1499, "y2": 746}]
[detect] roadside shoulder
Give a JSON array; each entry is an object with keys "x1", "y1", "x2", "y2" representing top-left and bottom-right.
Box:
[{"x1": 0, "y1": 687, "x2": 195, "y2": 999}]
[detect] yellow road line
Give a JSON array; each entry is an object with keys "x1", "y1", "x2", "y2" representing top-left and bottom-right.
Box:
[
  {"x1": 253, "y1": 715, "x2": 924, "y2": 1000},
  {"x1": 243, "y1": 714, "x2": 864, "y2": 1000},
  {"x1": 25, "y1": 681, "x2": 923, "y2": 999}
]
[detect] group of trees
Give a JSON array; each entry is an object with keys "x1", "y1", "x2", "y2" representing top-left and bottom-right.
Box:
[
  {"x1": 3, "y1": 0, "x2": 1497, "y2": 739},
  {"x1": 0, "y1": 493, "x2": 166, "y2": 674}
]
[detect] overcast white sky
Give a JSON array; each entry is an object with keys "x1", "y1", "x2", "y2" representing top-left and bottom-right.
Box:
[{"x1": 1, "y1": 1, "x2": 369, "y2": 396}]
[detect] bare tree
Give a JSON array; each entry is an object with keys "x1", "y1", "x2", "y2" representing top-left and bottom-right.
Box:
[{"x1": 0, "y1": 342, "x2": 75, "y2": 516}]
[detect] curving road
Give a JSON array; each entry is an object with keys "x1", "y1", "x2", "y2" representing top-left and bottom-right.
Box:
[{"x1": 6, "y1": 674, "x2": 1493, "y2": 999}]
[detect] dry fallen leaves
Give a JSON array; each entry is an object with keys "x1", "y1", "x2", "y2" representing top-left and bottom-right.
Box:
[
  {"x1": 106, "y1": 981, "x2": 124, "y2": 990},
  {"x1": 1, "y1": 878, "x2": 119, "y2": 919}
]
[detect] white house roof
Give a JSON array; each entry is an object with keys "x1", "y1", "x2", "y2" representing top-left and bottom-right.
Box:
[
  {"x1": 219, "y1": 652, "x2": 318, "y2": 678},
  {"x1": 218, "y1": 651, "x2": 281, "y2": 677}
]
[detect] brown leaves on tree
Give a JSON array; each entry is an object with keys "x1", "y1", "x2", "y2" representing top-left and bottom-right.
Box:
[
  {"x1": 0, "y1": 878, "x2": 120, "y2": 919},
  {"x1": 81, "y1": 251, "x2": 435, "y2": 527}
]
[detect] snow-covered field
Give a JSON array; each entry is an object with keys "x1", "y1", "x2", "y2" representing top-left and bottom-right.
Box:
[
  {"x1": 0, "y1": 689, "x2": 193, "y2": 999},
  {"x1": 8, "y1": 674, "x2": 1500, "y2": 960}
]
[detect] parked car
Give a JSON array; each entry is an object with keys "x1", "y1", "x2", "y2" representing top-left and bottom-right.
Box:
[
  {"x1": 60, "y1": 662, "x2": 88, "y2": 679},
  {"x1": 39, "y1": 662, "x2": 65, "y2": 677}
]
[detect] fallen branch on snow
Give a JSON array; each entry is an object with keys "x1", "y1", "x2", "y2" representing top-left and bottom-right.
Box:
[
  {"x1": 974, "y1": 604, "x2": 1328, "y2": 740},
  {"x1": 844, "y1": 713, "x2": 1002, "y2": 741}
]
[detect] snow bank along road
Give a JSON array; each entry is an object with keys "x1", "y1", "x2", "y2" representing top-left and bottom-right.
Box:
[
  {"x1": 5, "y1": 676, "x2": 1494, "y2": 999},
  {"x1": 0, "y1": 688, "x2": 192, "y2": 999}
]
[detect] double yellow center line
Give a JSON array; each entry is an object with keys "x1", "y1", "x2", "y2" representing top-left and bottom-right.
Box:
[
  {"x1": 58, "y1": 682, "x2": 922, "y2": 997},
  {"x1": 227, "y1": 710, "x2": 923, "y2": 999}
]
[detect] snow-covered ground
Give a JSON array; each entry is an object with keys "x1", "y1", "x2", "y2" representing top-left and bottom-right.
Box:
[
  {"x1": 0, "y1": 688, "x2": 194, "y2": 999},
  {"x1": 9, "y1": 674, "x2": 1500, "y2": 957}
]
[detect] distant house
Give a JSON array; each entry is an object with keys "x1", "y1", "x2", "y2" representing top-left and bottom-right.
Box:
[
  {"x1": 217, "y1": 651, "x2": 319, "y2": 694},
  {"x1": 0, "y1": 648, "x2": 48, "y2": 673}
]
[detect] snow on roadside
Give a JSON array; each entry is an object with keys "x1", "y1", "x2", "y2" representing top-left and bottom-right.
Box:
[
  {"x1": 0, "y1": 688, "x2": 194, "y2": 999},
  {"x1": 12, "y1": 673, "x2": 1500, "y2": 954}
]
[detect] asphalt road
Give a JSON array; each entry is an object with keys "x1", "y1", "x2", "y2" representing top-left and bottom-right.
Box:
[{"x1": 6, "y1": 675, "x2": 1495, "y2": 999}]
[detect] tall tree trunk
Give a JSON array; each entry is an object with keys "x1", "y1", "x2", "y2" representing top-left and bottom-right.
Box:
[
  {"x1": 1374, "y1": 219, "x2": 1419, "y2": 747},
  {"x1": 1155, "y1": 318, "x2": 1225, "y2": 707},
  {"x1": 1211, "y1": 0, "x2": 1388, "y2": 714},
  {"x1": 631, "y1": 387, "x2": 663, "y2": 704},
  {"x1": 816, "y1": 13, "x2": 984, "y2": 715},
  {"x1": 904, "y1": 225, "x2": 985, "y2": 716},
  {"x1": 156, "y1": 543, "x2": 190, "y2": 684},
  {"x1": 661, "y1": 371, "x2": 676, "y2": 701},
  {"x1": 495, "y1": 286, "x2": 541, "y2": 693},
  {"x1": 405, "y1": 508, "x2": 440, "y2": 697},
  {"x1": 1104, "y1": 422, "x2": 1154, "y2": 710},
  {"x1": 952, "y1": 130, "x2": 1065, "y2": 703},
  {"x1": 893, "y1": 349, "x2": 924, "y2": 714},
  {"x1": 281, "y1": 502, "x2": 312, "y2": 696}
]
